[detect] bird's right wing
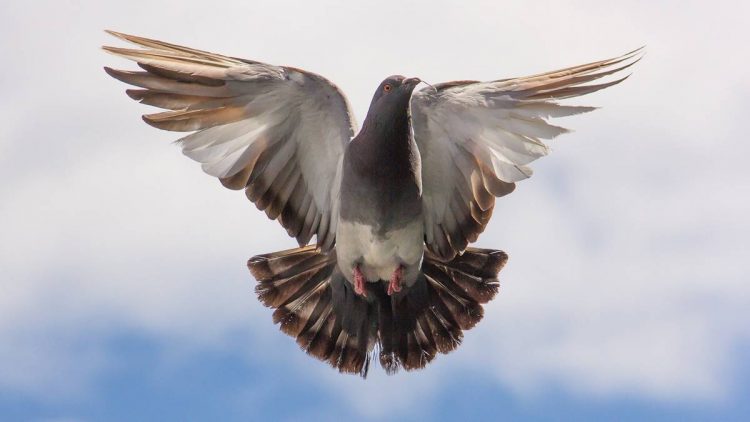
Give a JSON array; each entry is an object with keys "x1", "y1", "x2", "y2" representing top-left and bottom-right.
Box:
[
  {"x1": 103, "y1": 31, "x2": 357, "y2": 249},
  {"x1": 411, "y1": 48, "x2": 643, "y2": 260}
]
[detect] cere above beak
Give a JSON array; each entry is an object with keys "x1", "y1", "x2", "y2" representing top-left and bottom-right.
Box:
[{"x1": 403, "y1": 77, "x2": 421, "y2": 86}]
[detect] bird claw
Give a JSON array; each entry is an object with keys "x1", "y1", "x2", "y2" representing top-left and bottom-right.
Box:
[
  {"x1": 387, "y1": 266, "x2": 403, "y2": 296},
  {"x1": 354, "y1": 265, "x2": 367, "y2": 297}
]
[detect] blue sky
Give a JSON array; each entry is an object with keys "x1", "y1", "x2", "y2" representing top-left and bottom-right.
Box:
[
  {"x1": 1, "y1": 0, "x2": 749, "y2": 421},
  {"x1": 3, "y1": 333, "x2": 749, "y2": 421}
]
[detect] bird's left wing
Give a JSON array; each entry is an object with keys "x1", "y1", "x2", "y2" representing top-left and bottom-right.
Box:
[
  {"x1": 411, "y1": 48, "x2": 643, "y2": 260},
  {"x1": 103, "y1": 31, "x2": 357, "y2": 249}
]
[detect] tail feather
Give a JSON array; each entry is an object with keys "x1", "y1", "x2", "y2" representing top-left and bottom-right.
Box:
[
  {"x1": 248, "y1": 245, "x2": 327, "y2": 280},
  {"x1": 250, "y1": 245, "x2": 332, "y2": 308},
  {"x1": 247, "y1": 245, "x2": 508, "y2": 377}
]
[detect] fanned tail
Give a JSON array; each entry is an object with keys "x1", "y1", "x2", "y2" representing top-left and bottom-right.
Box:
[
  {"x1": 376, "y1": 247, "x2": 508, "y2": 372},
  {"x1": 248, "y1": 245, "x2": 508, "y2": 376},
  {"x1": 248, "y1": 246, "x2": 373, "y2": 376}
]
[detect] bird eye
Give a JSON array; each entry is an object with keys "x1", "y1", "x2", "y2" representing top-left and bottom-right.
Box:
[{"x1": 383, "y1": 84, "x2": 392, "y2": 92}]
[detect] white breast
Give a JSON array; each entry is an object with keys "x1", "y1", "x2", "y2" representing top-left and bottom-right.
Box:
[{"x1": 336, "y1": 219, "x2": 424, "y2": 282}]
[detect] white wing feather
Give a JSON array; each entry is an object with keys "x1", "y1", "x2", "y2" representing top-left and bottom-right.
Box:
[
  {"x1": 412, "y1": 48, "x2": 643, "y2": 260},
  {"x1": 104, "y1": 31, "x2": 357, "y2": 249}
]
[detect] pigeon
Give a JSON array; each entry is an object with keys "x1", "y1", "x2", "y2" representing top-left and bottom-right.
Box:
[{"x1": 103, "y1": 31, "x2": 642, "y2": 376}]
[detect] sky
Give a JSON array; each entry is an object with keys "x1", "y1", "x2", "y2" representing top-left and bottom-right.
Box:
[{"x1": 1, "y1": 0, "x2": 749, "y2": 420}]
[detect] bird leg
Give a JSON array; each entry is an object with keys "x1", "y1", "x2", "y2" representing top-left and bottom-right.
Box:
[
  {"x1": 387, "y1": 265, "x2": 403, "y2": 296},
  {"x1": 354, "y1": 265, "x2": 367, "y2": 297}
]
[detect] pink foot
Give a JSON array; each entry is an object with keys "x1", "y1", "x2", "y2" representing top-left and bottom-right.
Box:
[
  {"x1": 354, "y1": 265, "x2": 367, "y2": 297},
  {"x1": 387, "y1": 266, "x2": 403, "y2": 296}
]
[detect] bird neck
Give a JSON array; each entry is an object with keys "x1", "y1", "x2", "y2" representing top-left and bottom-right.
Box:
[{"x1": 358, "y1": 102, "x2": 413, "y2": 154}]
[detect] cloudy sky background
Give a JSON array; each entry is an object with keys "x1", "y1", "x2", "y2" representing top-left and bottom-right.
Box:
[{"x1": 1, "y1": 0, "x2": 749, "y2": 420}]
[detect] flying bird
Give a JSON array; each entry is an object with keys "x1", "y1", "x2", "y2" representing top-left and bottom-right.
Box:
[{"x1": 103, "y1": 31, "x2": 642, "y2": 376}]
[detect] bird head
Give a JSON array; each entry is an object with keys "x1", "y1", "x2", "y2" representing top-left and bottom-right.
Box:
[
  {"x1": 368, "y1": 75, "x2": 421, "y2": 110},
  {"x1": 361, "y1": 76, "x2": 422, "y2": 133}
]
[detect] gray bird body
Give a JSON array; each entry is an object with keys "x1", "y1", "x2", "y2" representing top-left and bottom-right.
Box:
[
  {"x1": 103, "y1": 31, "x2": 641, "y2": 376},
  {"x1": 337, "y1": 76, "x2": 424, "y2": 288}
]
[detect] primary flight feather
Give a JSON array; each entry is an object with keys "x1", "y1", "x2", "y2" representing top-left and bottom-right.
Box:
[{"x1": 103, "y1": 30, "x2": 642, "y2": 376}]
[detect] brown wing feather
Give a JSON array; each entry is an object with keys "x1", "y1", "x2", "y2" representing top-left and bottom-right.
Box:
[
  {"x1": 413, "y1": 47, "x2": 643, "y2": 260},
  {"x1": 104, "y1": 31, "x2": 355, "y2": 249}
]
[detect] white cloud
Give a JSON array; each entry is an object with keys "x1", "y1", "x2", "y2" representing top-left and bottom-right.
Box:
[{"x1": 1, "y1": 0, "x2": 749, "y2": 416}]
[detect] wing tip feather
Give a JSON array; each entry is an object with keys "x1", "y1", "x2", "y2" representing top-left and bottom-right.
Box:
[
  {"x1": 104, "y1": 29, "x2": 123, "y2": 39},
  {"x1": 102, "y1": 65, "x2": 122, "y2": 79}
]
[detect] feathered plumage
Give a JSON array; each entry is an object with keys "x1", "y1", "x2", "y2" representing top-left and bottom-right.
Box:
[
  {"x1": 411, "y1": 48, "x2": 643, "y2": 260},
  {"x1": 103, "y1": 30, "x2": 641, "y2": 376},
  {"x1": 103, "y1": 30, "x2": 355, "y2": 250},
  {"x1": 248, "y1": 245, "x2": 506, "y2": 376}
]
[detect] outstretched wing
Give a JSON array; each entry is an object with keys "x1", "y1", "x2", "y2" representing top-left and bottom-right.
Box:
[
  {"x1": 412, "y1": 48, "x2": 643, "y2": 260},
  {"x1": 103, "y1": 31, "x2": 357, "y2": 249}
]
